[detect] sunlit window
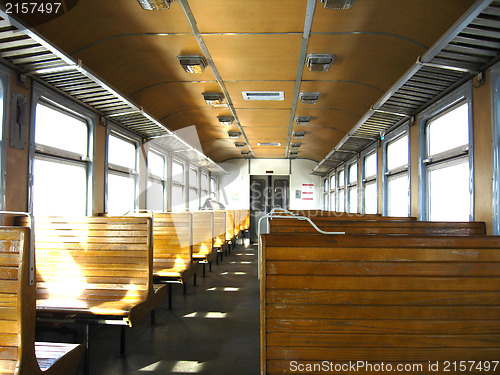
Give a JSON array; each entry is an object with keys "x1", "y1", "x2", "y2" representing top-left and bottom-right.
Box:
[
  {"x1": 33, "y1": 102, "x2": 90, "y2": 215},
  {"x1": 189, "y1": 167, "x2": 199, "y2": 211},
  {"x1": 147, "y1": 149, "x2": 167, "y2": 211},
  {"x1": 347, "y1": 161, "x2": 357, "y2": 213},
  {"x1": 172, "y1": 160, "x2": 185, "y2": 212},
  {"x1": 107, "y1": 132, "x2": 137, "y2": 215},
  {"x1": 363, "y1": 151, "x2": 377, "y2": 214},
  {"x1": 322, "y1": 177, "x2": 328, "y2": 210},
  {"x1": 337, "y1": 169, "x2": 345, "y2": 212},
  {"x1": 384, "y1": 132, "x2": 409, "y2": 217},
  {"x1": 200, "y1": 172, "x2": 209, "y2": 206},
  {"x1": 423, "y1": 100, "x2": 471, "y2": 221},
  {"x1": 210, "y1": 177, "x2": 217, "y2": 200},
  {"x1": 329, "y1": 174, "x2": 335, "y2": 211}
]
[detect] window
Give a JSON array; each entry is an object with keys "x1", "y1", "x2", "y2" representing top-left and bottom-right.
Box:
[
  {"x1": 383, "y1": 129, "x2": 409, "y2": 217},
  {"x1": 189, "y1": 167, "x2": 199, "y2": 211},
  {"x1": 322, "y1": 178, "x2": 329, "y2": 210},
  {"x1": 172, "y1": 160, "x2": 185, "y2": 212},
  {"x1": 147, "y1": 149, "x2": 167, "y2": 211},
  {"x1": 337, "y1": 168, "x2": 345, "y2": 212},
  {"x1": 347, "y1": 161, "x2": 358, "y2": 213},
  {"x1": 32, "y1": 100, "x2": 92, "y2": 215},
  {"x1": 362, "y1": 149, "x2": 377, "y2": 214},
  {"x1": 420, "y1": 86, "x2": 472, "y2": 222},
  {"x1": 107, "y1": 131, "x2": 138, "y2": 215},
  {"x1": 201, "y1": 172, "x2": 209, "y2": 206},
  {"x1": 329, "y1": 174, "x2": 335, "y2": 211},
  {"x1": 0, "y1": 65, "x2": 9, "y2": 210},
  {"x1": 210, "y1": 177, "x2": 218, "y2": 200}
]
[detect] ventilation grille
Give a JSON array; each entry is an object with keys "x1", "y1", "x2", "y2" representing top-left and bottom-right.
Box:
[{"x1": 242, "y1": 91, "x2": 285, "y2": 101}]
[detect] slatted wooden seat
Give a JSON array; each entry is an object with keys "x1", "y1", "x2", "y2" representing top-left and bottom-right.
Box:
[
  {"x1": 0, "y1": 226, "x2": 82, "y2": 375},
  {"x1": 17, "y1": 215, "x2": 167, "y2": 375},
  {"x1": 270, "y1": 217, "x2": 486, "y2": 235},
  {"x1": 192, "y1": 211, "x2": 216, "y2": 274},
  {"x1": 288, "y1": 209, "x2": 416, "y2": 220},
  {"x1": 233, "y1": 209, "x2": 242, "y2": 238},
  {"x1": 213, "y1": 210, "x2": 227, "y2": 260},
  {"x1": 261, "y1": 233, "x2": 500, "y2": 375}
]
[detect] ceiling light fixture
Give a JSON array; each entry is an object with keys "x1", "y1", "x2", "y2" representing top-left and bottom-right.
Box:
[
  {"x1": 290, "y1": 142, "x2": 302, "y2": 149},
  {"x1": 258, "y1": 142, "x2": 281, "y2": 146},
  {"x1": 320, "y1": 0, "x2": 355, "y2": 9},
  {"x1": 299, "y1": 93, "x2": 320, "y2": 104},
  {"x1": 295, "y1": 116, "x2": 311, "y2": 125},
  {"x1": 306, "y1": 54, "x2": 335, "y2": 72},
  {"x1": 177, "y1": 55, "x2": 207, "y2": 73},
  {"x1": 235, "y1": 142, "x2": 247, "y2": 148},
  {"x1": 289, "y1": 150, "x2": 299, "y2": 156},
  {"x1": 203, "y1": 92, "x2": 224, "y2": 106},
  {"x1": 242, "y1": 91, "x2": 285, "y2": 101},
  {"x1": 228, "y1": 131, "x2": 241, "y2": 138},
  {"x1": 137, "y1": 0, "x2": 173, "y2": 10},
  {"x1": 217, "y1": 116, "x2": 234, "y2": 126},
  {"x1": 292, "y1": 131, "x2": 306, "y2": 138},
  {"x1": 241, "y1": 150, "x2": 251, "y2": 156}
]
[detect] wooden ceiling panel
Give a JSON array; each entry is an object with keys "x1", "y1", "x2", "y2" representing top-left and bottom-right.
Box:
[
  {"x1": 303, "y1": 34, "x2": 424, "y2": 90},
  {"x1": 244, "y1": 126, "x2": 288, "y2": 140},
  {"x1": 236, "y1": 109, "x2": 290, "y2": 128},
  {"x1": 204, "y1": 35, "x2": 303, "y2": 81},
  {"x1": 226, "y1": 81, "x2": 295, "y2": 110},
  {"x1": 34, "y1": 0, "x2": 192, "y2": 55},
  {"x1": 312, "y1": 0, "x2": 476, "y2": 48},
  {"x1": 294, "y1": 108, "x2": 361, "y2": 134},
  {"x1": 252, "y1": 148, "x2": 288, "y2": 159},
  {"x1": 73, "y1": 35, "x2": 214, "y2": 96},
  {"x1": 190, "y1": 0, "x2": 307, "y2": 33}
]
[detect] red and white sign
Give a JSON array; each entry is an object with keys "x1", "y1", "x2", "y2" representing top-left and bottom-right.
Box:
[{"x1": 302, "y1": 184, "x2": 314, "y2": 201}]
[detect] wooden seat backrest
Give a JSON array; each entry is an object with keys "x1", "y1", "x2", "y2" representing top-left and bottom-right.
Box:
[
  {"x1": 243, "y1": 209, "x2": 250, "y2": 230},
  {"x1": 239, "y1": 209, "x2": 249, "y2": 231},
  {"x1": 192, "y1": 211, "x2": 214, "y2": 259},
  {"x1": 151, "y1": 212, "x2": 192, "y2": 278},
  {"x1": 261, "y1": 233, "x2": 500, "y2": 375},
  {"x1": 225, "y1": 210, "x2": 235, "y2": 242},
  {"x1": 30, "y1": 216, "x2": 153, "y2": 326},
  {"x1": 288, "y1": 210, "x2": 415, "y2": 220},
  {"x1": 270, "y1": 217, "x2": 486, "y2": 235},
  {"x1": 213, "y1": 210, "x2": 226, "y2": 248},
  {"x1": 233, "y1": 210, "x2": 241, "y2": 236}
]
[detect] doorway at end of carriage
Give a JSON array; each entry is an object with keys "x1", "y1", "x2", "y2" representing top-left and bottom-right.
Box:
[{"x1": 249, "y1": 175, "x2": 290, "y2": 243}]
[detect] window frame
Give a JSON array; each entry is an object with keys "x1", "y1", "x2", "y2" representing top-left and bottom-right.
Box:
[
  {"x1": 105, "y1": 124, "x2": 140, "y2": 214},
  {"x1": 146, "y1": 146, "x2": 169, "y2": 211},
  {"x1": 29, "y1": 82, "x2": 95, "y2": 215},
  {"x1": 491, "y1": 62, "x2": 500, "y2": 234},
  {"x1": 336, "y1": 166, "x2": 345, "y2": 212},
  {"x1": 171, "y1": 157, "x2": 186, "y2": 212},
  {"x1": 418, "y1": 82, "x2": 473, "y2": 221},
  {"x1": 329, "y1": 173, "x2": 335, "y2": 211},
  {"x1": 188, "y1": 165, "x2": 199, "y2": 211},
  {"x1": 382, "y1": 124, "x2": 410, "y2": 217},
  {"x1": 322, "y1": 177, "x2": 329, "y2": 210},
  {"x1": 0, "y1": 64, "x2": 10, "y2": 211},
  {"x1": 346, "y1": 157, "x2": 358, "y2": 214},
  {"x1": 360, "y1": 144, "x2": 378, "y2": 214},
  {"x1": 210, "y1": 175, "x2": 218, "y2": 200}
]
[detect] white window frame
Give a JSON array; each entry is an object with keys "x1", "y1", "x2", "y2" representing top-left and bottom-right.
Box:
[
  {"x1": 210, "y1": 175, "x2": 218, "y2": 200},
  {"x1": 106, "y1": 125, "x2": 140, "y2": 214},
  {"x1": 188, "y1": 166, "x2": 199, "y2": 211},
  {"x1": 172, "y1": 158, "x2": 186, "y2": 212},
  {"x1": 146, "y1": 146, "x2": 168, "y2": 211},
  {"x1": 0, "y1": 64, "x2": 10, "y2": 211},
  {"x1": 336, "y1": 167, "x2": 345, "y2": 212},
  {"x1": 382, "y1": 125, "x2": 410, "y2": 217},
  {"x1": 418, "y1": 83, "x2": 473, "y2": 222},
  {"x1": 29, "y1": 82, "x2": 95, "y2": 215},
  {"x1": 322, "y1": 177, "x2": 329, "y2": 210},
  {"x1": 491, "y1": 62, "x2": 500, "y2": 234},
  {"x1": 200, "y1": 171, "x2": 209, "y2": 205},
  {"x1": 329, "y1": 173, "x2": 335, "y2": 211},
  {"x1": 360, "y1": 144, "x2": 378, "y2": 214},
  {"x1": 346, "y1": 157, "x2": 358, "y2": 214}
]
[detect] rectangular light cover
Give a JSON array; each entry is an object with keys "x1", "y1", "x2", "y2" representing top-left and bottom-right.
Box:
[
  {"x1": 242, "y1": 91, "x2": 284, "y2": 101},
  {"x1": 177, "y1": 55, "x2": 207, "y2": 73},
  {"x1": 258, "y1": 142, "x2": 281, "y2": 146},
  {"x1": 218, "y1": 116, "x2": 234, "y2": 126},
  {"x1": 228, "y1": 131, "x2": 241, "y2": 138},
  {"x1": 321, "y1": 0, "x2": 355, "y2": 9},
  {"x1": 290, "y1": 143, "x2": 302, "y2": 148},
  {"x1": 293, "y1": 131, "x2": 306, "y2": 138},
  {"x1": 300, "y1": 93, "x2": 320, "y2": 104},
  {"x1": 235, "y1": 142, "x2": 247, "y2": 148},
  {"x1": 306, "y1": 54, "x2": 335, "y2": 72},
  {"x1": 137, "y1": 0, "x2": 173, "y2": 10},
  {"x1": 295, "y1": 116, "x2": 311, "y2": 125},
  {"x1": 203, "y1": 93, "x2": 224, "y2": 106}
]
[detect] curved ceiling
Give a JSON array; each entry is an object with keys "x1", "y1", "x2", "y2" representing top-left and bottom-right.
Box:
[{"x1": 32, "y1": 0, "x2": 476, "y2": 163}]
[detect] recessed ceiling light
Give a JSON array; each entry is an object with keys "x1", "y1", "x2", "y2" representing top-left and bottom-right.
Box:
[
  {"x1": 242, "y1": 91, "x2": 284, "y2": 101},
  {"x1": 290, "y1": 142, "x2": 302, "y2": 149},
  {"x1": 241, "y1": 150, "x2": 251, "y2": 156},
  {"x1": 289, "y1": 150, "x2": 299, "y2": 156},
  {"x1": 203, "y1": 92, "x2": 224, "y2": 106},
  {"x1": 295, "y1": 116, "x2": 311, "y2": 125},
  {"x1": 299, "y1": 93, "x2": 320, "y2": 104},
  {"x1": 228, "y1": 131, "x2": 241, "y2": 138},
  {"x1": 137, "y1": 0, "x2": 174, "y2": 10},
  {"x1": 217, "y1": 116, "x2": 234, "y2": 126},
  {"x1": 293, "y1": 131, "x2": 306, "y2": 138},
  {"x1": 235, "y1": 142, "x2": 247, "y2": 148},
  {"x1": 258, "y1": 142, "x2": 281, "y2": 146},
  {"x1": 177, "y1": 55, "x2": 207, "y2": 73},
  {"x1": 306, "y1": 54, "x2": 335, "y2": 72},
  {"x1": 321, "y1": 0, "x2": 355, "y2": 9}
]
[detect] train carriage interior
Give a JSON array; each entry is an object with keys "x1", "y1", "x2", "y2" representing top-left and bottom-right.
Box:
[{"x1": 1, "y1": 0, "x2": 500, "y2": 374}]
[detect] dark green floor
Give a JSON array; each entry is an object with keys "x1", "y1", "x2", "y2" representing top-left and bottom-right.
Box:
[{"x1": 87, "y1": 242, "x2": 260, "y2": 375}]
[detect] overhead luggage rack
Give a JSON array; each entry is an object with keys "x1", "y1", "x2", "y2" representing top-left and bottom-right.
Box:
[
  {"x1": 312, "y1": 0, "x2": 500, "y2": 176},
  {"x1": 0, "y1": 9, "x2": 227, "y2": 175}
]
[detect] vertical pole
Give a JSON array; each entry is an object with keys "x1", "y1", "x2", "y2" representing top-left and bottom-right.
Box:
[
  {"x1": 168, "y1": 283, "x2": 173, "y2": 310},
  {"x1": 83, "y1": 323, "x2": 90, "y2": 375},
  {"x1": 120, "y1": 326, "x2": 126, "y2": 356}
]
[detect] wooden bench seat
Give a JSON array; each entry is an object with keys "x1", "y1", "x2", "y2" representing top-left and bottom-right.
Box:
[
  {"x1": 213, "y1": 210, "x2": 228, "y2": 260},
  {"x1": 0, "y1": 226, "x2": 82, "y2": 375},
  {"x1": 270, "y1": 217, "x2": 486, "y2": 235},
  {"x1": 261, "y1": 233, "x2": 500, "y2": 375},
  {"x1": 225, "y1": 210, "x2": 235, "y2": 251},
  {"x1": 287, "y1": 209, "x2": 416, "y2": 220},
  {"x1": 192, "y1": 211, "x2": 216, "y2": 270}
]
